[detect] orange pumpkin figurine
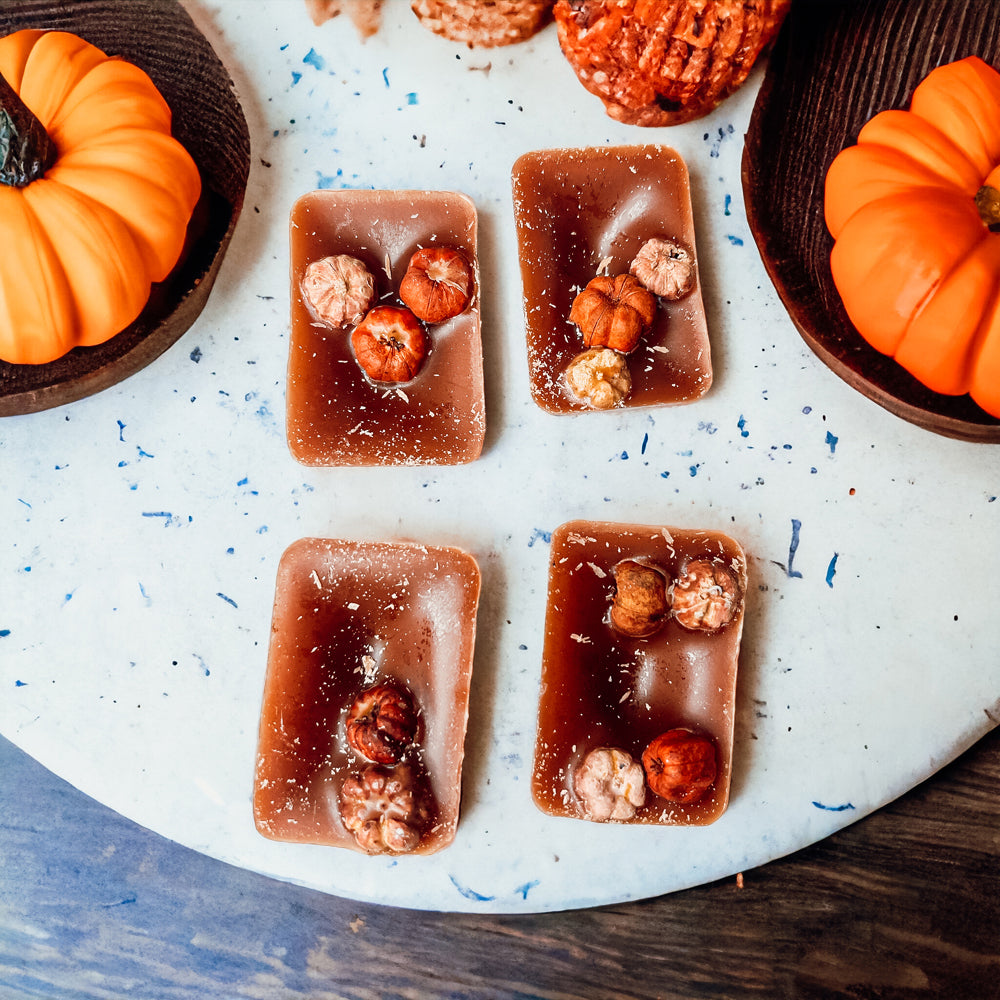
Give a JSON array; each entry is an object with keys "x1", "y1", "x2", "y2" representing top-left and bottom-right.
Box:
[
  {"x1": 0, "y1": 29, "x2": 202, "y2": 365},
  {"x1": 825, "y1": 56, "x2": 1000, "y2": 418}
]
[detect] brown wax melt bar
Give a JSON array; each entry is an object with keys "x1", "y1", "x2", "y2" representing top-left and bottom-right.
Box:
[
  {"x1": 287, "y1": 190, "x2": 485, "y2": 465},
  {"x1": 511, "y1": 146, "x2": 711, "y2": 414},
  {"x1": 253, "y1": 537, "x2": 481, "y2": 855},
  {"x1": 532, "y1": 520, "x2": 747, "y2": 826}
]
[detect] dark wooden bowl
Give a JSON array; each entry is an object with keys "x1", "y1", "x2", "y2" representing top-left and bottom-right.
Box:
[
  {"x1": 742, "y1": 0, "x2": 1000, "y2": 443},
  {"x1": 0, "y1": 0, "x2": 250, "y2": 417}
]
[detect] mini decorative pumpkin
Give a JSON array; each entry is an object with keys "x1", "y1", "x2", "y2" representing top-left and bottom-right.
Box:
[
  {"x1": 569, "y1": 273, "x2": 657, "y2": 354},
  {"x1": 0, "y1": 29, "x2": 201, "y2": 365},
  {"x1": 351, "y1": 305, "x2": 429, "y2": 383},
  {"x1": 825, "y1": 56, "x2": 1000, "y2": 417}
]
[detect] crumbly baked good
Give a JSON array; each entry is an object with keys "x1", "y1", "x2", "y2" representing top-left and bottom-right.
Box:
[
  {"x1": 305, "y1": 0, "x2": 384, "y2": 37},
  {"x1": 411, "y1": 0, "x2": 554, "y2": 48},
  {"x1": 553, "y1": 0, "x2": 791, "y2": 125}
]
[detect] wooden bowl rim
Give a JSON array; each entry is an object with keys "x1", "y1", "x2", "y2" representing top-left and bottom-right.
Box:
[{"x1": 0, "y1": 0, "x2": 251, "y2": 417}]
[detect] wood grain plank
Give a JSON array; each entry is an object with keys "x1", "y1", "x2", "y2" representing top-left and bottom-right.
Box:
[{"x1": 1, "y1": 726, "x2": 997, "y2": 998}]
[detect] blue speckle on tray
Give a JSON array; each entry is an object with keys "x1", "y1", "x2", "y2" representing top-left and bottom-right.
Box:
[
  {"x1": 826, "y1": 430, "x2": 839, "y2": 453},
  {"x1": 528, "y1": 529, "x2": 551, "y2": 547},
  {"x1": 216, "y1": 593, "x2": 238, "y2": 609},
  {"x1": 813, "y1": 801, "x2": 855, "y2": 812},
  {"x1": 786, "y1": 519, "x2": 804, "y2": 579},
  {"x1": 449, "y1": 875, "x2": 495, "y2": 902},
  {"x1": 1, "y1": 630, "x2": 12, "y2": 640},
  {"x1": 142, "y1": 512, "x2": 192, "y2": 528},
  {"x1": 515, "y1": 880, "x2": 540, "y2": 900},
  {"x1": 726, "y1": 235, "x2": 744, "y2": 246},
  {"x1": 826, "y1": 553, "x2": 839, "y2": 588},
  {"x1": 304, "y1": 48, "x2": 326, "y2": 72},
  {"x1": 316, "y1": 169, "x2": 342, "y2": 189},
  {"x1": 705, "y1": 123, "x2": 735, "y2": 157},
  {"x1": 290, "y1": 71, "x2": 302, "y2": 86},
  {"x1": 737, "y1": 415, "x2": 750, "y2": 438},
  {"x1": 724, "y1": 193, "x2": 732, "y2": 216},
  {"x1": 100, "y1": 896, "x2": 137, "y2": 909}
]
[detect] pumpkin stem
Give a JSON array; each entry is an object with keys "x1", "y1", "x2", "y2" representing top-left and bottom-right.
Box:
[
  {"x1": 975, "y1": 185, "x2": 1000, "y2": 233},
  {"x1": 0, "y1": 70, "x2": 56, "y2": 188}
]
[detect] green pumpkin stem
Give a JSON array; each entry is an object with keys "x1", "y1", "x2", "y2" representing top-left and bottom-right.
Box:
[
  {"x1": 0, "y1": 69, "x2": 56, "y2": 187},
  {"x1": 976, "y1": 185, "x2": 1000, "y2": 233}
]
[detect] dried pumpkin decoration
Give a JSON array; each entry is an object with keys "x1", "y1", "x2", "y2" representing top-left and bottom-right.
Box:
[
  {"x1": 569, "y1": 272, "x2": 657, "y2": 354},
  {"x1": 0, "y1": 29, "x2": 202, "y2": 365},
  {"x1": 825, "y1": 55, "x2": 1000, "y2": 417}
]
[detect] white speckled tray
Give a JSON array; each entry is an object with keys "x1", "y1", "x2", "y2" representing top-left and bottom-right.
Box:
[{"x1": 2, "y1": 1, "x2": 998, "y2": 913}]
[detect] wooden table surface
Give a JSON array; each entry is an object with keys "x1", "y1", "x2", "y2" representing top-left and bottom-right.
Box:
[{"x1": 1, "y1": 725, "x2": 997, "y2": 999}]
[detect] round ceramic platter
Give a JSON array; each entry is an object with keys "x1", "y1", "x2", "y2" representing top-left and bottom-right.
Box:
[{"x1": 2, "y1": 0, "x2": 998, "y2": 914}]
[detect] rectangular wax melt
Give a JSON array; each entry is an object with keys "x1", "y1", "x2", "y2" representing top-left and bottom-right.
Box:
[
  {"x1": 287, "y1": 190, "x2": 485, "y2": 466},
  {"x1": 532, "y1": 521, "x2": 747, "y2": 826},
  {"x1": 254, "y1": 537, "x2": 481, "y2": 855},
  {"x1": 511, "y1": 146, "x2": 712, "y2": 414}
]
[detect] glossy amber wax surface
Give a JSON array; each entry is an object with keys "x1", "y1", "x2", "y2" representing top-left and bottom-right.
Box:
[
  {"x1": 254, "y1": 537, "x2": 481, "y2": 854},
  {"x1": 287, "y1": 190, "x2": 485, "y2": 466},
  {"x1": 512, "y1": 145, "x2": 712, "y2": 413},
  {"x1": 532, "y1": 520, "x2": 747, "y2": 826}
]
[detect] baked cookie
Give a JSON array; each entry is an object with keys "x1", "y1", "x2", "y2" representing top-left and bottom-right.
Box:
[
  {"x1": 305, "y1": 0, "x2": 384, "y2": 38},
  {"x1": 411, "y1": 0, "x2": 554, "y2": 48},
  {"x1": 554, "y1": 0, "x2": 790, "y2": 125}
]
